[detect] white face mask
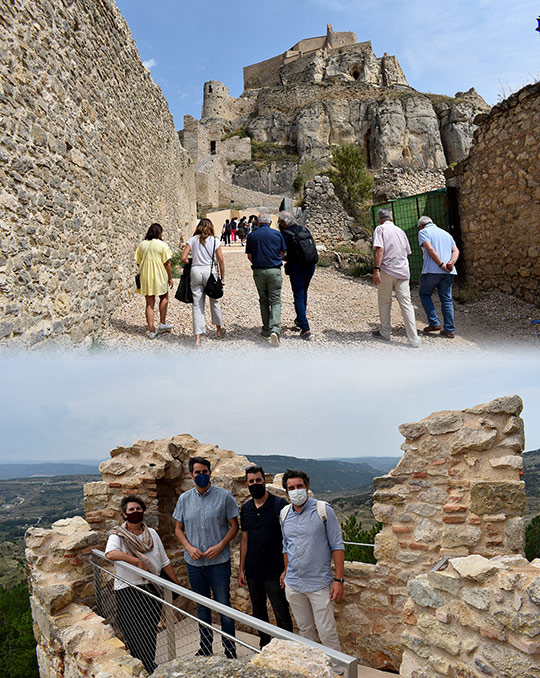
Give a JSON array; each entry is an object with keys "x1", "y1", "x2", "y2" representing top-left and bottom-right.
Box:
[{"x1": 288, "y1": 488, "x2": 308, "y2": 506}]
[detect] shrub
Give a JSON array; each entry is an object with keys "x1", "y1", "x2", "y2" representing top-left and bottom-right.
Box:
[
  {"x1": 326, "y1": 143, "x2": 373, "y2": 218},
  {"x1": 293, "y1": 158, "x2": 318, "y2": 194},
  {"x1": 170, "y1": 252, "x2": 184, "y2": 278},
  {"x1": 221, "y1": 127, "x2": 250, "y2": 141},
  {"x1": 350, "y1": 259, "x2": 373, "y2": 277},
  {"x1": 340, "y1": 515, "x2": 382, "y2": 564},
  {"x1": 316, "y1": 255, "x2": 332, "y2": 268},
  {"x1": 0, "y1": 582, "x2": 39, "y2": 678},
  {"x1": 526, "y1": 515, "x2": 540, "y2": 561}
]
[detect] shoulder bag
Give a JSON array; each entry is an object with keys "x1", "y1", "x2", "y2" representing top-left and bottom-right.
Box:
[
  {"x1": 175, "y1": 259, "x2": 193, "y2": 304},
  {"x1": 203, "y1": 238, "x2": 224, "y2": 300},
  {"x1": 135, "y1": 241, "x2": 153, "y2": 290}
]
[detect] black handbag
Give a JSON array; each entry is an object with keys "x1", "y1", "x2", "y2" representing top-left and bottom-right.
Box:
[
  {"x1": 175, "y1": 260, "x2": 193, "y2": 303},
  {"x1": 204, "y1": 239, "x2": 224, "y2": 299}
]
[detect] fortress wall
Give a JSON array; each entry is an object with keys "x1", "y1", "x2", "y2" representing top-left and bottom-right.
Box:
[
  {"x1": 401, "y1": 555, "x2": 540, "y2": 678},
  {"x1": 25, "y1": 396, "x2": 528, "y2": 676},
  {"x1": 0, "y1": 0, "x2": 196, "y2": 347},
  {"x1": 447, "y1": 82, "x2": 540, "y2": 305}
]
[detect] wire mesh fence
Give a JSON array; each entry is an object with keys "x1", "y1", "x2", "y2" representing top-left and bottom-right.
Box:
[
  {"x1": 91, "y1": 550, "x2": 358, "y2": 678},
  {"x1": 370, "y1": 189, "x2": 452, "y2": 283}
]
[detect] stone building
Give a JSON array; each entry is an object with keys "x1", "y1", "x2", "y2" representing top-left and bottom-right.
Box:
[
  {"x1": 0, "y1": 0, "x2": 197, "y2": 347},
  {"x1": 25, "y1": 395, "x2": 540, "y2": 678},
  {"x1": 446, "y1": 81, "x2": 540, "y2": 306}
]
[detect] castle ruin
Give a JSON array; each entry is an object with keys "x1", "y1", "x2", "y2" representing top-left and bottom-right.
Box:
[{"x1": 25, "y1": 395, "x2": 540, "y2": 678}]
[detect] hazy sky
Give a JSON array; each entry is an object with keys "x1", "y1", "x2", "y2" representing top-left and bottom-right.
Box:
[
  {"x1": 1, "y1": 352, "x2": 539, "y2": 463},
  {"x1": 114, "y1": 0, "x2": 540, "y2": 128}
]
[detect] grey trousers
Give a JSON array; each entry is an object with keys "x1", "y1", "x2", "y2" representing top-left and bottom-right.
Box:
[{"x1": 253, "y1": 267, "x2": 282, "y2": 336}]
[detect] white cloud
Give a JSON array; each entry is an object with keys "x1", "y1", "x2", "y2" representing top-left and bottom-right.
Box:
[{"x1": 143, "y1": 58, "x2": 158, "y2": 70}]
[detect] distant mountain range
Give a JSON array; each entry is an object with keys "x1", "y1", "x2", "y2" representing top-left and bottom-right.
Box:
[{"x1": 0, "y1": 462, "x2": 101, "y2": 480}]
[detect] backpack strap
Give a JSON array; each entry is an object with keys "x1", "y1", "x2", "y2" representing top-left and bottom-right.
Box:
[
  {"x1": 280, "y1": 504, "x2": 292, "y2": 526},
  {"x1": 316, "y1": 499, "x2": 327, "y2": 523}
]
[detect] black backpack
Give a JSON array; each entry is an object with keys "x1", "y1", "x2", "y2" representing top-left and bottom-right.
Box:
[{"x1": 290, "y1": 227, "x2": 319, "y2": 266}]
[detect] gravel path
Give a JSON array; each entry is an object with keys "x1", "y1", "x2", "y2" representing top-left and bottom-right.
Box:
[{"x1": 100, "y1": 246, "x2": 540, "y2": 355}]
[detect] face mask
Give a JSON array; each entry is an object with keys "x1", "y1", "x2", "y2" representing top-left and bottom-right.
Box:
[
  {"x1": 194, "y1": 472, "x2": 210, "y2": 488},
  {"x1": 125, "y1": 511, "x2": 144, "y2": 524},
  {"x1": 248, "y1": 483, "x2": 266, "y2": 499},
  {"x1": 288, "y1": 489, "x2": 308, "y2": 506}
]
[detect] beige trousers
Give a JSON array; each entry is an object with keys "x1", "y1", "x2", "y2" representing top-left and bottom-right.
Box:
[
  {"x1": 285, "y1": 584, "x2": 343, "y2": 674},
  {"x1": 377, "y1": 270, "x2": 419, "y2": 346}
]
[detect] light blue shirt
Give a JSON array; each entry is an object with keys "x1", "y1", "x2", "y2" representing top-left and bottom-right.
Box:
[
  {"x1": 282, "y1": 498, "x2": 344, "y2": 593},
  {"x1": 172, "y1": 484, "x2": 239, "y2": 567},
  {"x1": 418, "y1": 223, "x2": 457, "y2": 275}
]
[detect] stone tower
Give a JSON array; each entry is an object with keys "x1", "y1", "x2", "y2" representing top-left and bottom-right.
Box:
[{"x1": 202, "y1": 80, "x2": 233, "y2": 121}]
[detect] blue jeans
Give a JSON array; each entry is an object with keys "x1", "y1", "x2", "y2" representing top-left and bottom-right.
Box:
[
  {"x1": 288, "y1": 264, "x2": 315, "y2": 331},
  {"x1": 186, "y1": 561, "x2": 236, "y2": 657},
  {"x1": 418, "y1": 273, "x2": 455, "y2": 333}
]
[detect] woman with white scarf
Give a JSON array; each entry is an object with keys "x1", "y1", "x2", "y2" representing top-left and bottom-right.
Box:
[{"x1": 105, "y1": 495, "x2": 178, "y2": 673}]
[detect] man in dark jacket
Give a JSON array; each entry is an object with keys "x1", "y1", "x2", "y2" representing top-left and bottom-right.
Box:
[{"x1": 278, "y1": 211, "x2": 318, "y2": 340}]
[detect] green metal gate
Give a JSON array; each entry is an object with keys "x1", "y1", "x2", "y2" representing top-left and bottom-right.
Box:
[{"x1": 370, "y1": 189, "x2": 452, "y2": 283}]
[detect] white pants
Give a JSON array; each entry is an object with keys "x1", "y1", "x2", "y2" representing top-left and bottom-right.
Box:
[
  {"x1": 190, "y1": 265, "x2": 222, "y2": 335},
  {"x1": 285, "y1": 584, "x2": 343, "y2": 673},
  {"x1": 377, "y1": 271, "x2": 419, "y2": 346}
]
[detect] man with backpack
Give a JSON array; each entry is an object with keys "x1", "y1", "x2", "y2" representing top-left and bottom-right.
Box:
[
  {"x1": 238, "y1": 466, "x2": 293, "y2": 648},
  {"x1": 278, "y1": 212, "x2": 318, "y2": 340},
  {"x1": 279, "y1": 469, "x2": 345, "y2": 674}
]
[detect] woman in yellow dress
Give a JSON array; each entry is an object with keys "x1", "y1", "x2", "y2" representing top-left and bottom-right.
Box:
[{"x1": 134, "y1": 223, "x2": 174, "y2": 339}]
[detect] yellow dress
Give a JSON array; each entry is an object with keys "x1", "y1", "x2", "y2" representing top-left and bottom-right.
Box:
[{"x1": 134, "y1": 239, "x2": 172, "y2": 296}]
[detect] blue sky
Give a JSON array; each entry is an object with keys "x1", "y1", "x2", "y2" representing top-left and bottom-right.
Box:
[
  {"x1": 1, "y1": 352, "x2": 539, "y2": 462},
  {"x1": 115, "y1": 0, "x2": 540, "y2": 129}
]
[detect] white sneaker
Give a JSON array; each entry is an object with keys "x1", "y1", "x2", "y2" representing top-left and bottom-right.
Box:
[
  {"x1": 159, "y1": 322, "x2": 173, "y2": 333},
  {"x1": 147, "y1": 331, "x2": 158, "y2": 339},
  {"x1": 269, "y1": 332, "x2": 280, "y2": 347}
]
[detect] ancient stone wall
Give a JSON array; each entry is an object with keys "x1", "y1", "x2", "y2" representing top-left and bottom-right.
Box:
[
  {"x1": 26, "y1": 395, "x2": 528, "y2": 676},
  {"x1": 303, "y1": 176, "x2": 357, "y2": 246},
  {"x1": 373, "y1": 168, "x2": 446, "y2": 202},
  {"x1": 0, "y1": 0, "x2": 196, "y2": 347},
  {"x1": 446, "y1": 82, "x2": 540, "y2": 305},
  {"x1": 400, "y1": 554, "x2": 540, "y2": 678},
  {"x1": 337, "y1": 394, "x2": 526, "y2": 670}
]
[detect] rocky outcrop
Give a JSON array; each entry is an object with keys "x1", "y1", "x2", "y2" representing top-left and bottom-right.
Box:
[{"x1": 0, "y1": 0, "x2": 196, "y2": 347}]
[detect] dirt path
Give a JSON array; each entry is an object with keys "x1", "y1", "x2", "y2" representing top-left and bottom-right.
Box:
[{"x1": 101, "y1": 246, "x2": 540, "y2": 354}]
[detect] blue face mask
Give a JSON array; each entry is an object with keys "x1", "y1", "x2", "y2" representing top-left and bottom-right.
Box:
[{"x1": 194, "y1": 472, "x2": 210, "y2": 488}]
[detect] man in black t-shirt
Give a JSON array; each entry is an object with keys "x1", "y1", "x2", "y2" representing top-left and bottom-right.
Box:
[{"x1": 239, "y1": 465, "x2": 293, "y2": 647}]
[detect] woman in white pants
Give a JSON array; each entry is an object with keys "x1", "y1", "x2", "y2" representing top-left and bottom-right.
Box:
[{"x1": 181, "y1": 218, "x2": 226, "y2": 348}]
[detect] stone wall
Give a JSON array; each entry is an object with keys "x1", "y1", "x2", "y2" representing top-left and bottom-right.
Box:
[
  {"x1": 373, "y1": 168, "x2": 446, "y2": 202},
  {"x1": 26, "y1": 395, "x2": 528, "y2": 676},
  {"x1": 400, "y1": 554, "x2": 540, "y2": 678},
  {"x1": 337, "y1": 394, "x2": 526, "y2": 670},
  {"x1": 0, "y1": 0, "x2": 196, "y2": 347},
  {"x1": 446, "y1": 82, "x2": 540, "y2": 305},
  {"x1": 303, "y1": 176, "x2": 357, "y2": 246}
]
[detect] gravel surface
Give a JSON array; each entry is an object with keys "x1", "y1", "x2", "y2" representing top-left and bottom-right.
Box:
[{"x1": 100, "y1": 247, "x2": 540, "y2": 355}]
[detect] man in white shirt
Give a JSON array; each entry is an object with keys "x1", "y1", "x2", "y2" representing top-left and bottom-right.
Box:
[{"x1": 372, "y1": 208, "x2": 419, "y2": 348}]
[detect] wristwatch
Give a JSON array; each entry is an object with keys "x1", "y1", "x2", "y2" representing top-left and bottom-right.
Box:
[
  {"x1": 333, "y1": 577, "x2": 345, "y2": 583},
  {"x1": 373, "y1": 267, "x2": 381, "y2": 271}
]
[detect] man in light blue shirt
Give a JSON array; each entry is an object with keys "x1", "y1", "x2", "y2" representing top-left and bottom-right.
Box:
[
  {"x1": 173, "y1": 456, "x2": 239, "y2": 658},
  {"x1": 280, "y1": 469, "x2": 345, "y2": 673},
  {"x1": 417, "y1": 216, "x2": 460, "y2": 339}
]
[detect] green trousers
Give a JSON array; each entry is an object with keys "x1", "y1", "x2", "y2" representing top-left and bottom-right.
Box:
[{"x1": 253, "y1": 268, "x2": 282, "y2": 336}]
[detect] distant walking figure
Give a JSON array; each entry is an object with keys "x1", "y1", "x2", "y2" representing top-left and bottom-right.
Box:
[
  {"x1": 222, "y1": 219, "x2": 232, "y2": 246},
  {"x1": 181, "y1": 219, "x2": 226, "y2": 348},
  {"x1": 134, "y1": 223, "x2": 174, "y2": 339}
]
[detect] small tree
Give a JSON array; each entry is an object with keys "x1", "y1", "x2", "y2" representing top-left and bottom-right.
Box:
[
  {"x1": 525, "y1": 515, "x2": 540, "y2": 561},
  {"x1": 326, "y1": 143, "x2": 372, "y2": 218},
  {"x1": 340, "y1": 514, "x2": 382, "y2": 564}
]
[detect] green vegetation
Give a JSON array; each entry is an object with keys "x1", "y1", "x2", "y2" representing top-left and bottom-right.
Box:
[
  {"x1": 350, "y1": 258, "x2": 373, "y2": 277},
  {"x1": 340, "y1": 515, "x2": 382, "y2": 564},
  {"x1": 293, "y1": 158, "x2": 318, "y2": 194},
  {"x1": 170, "y1": 251, "x2": 184, "y2": 278},
  {"x1": 526, "y1": 515, "x2": 540, "y2": 561},
  {"x1": 316, "y1": 255, "x2": 332, "y2": 268},
  {"x1": 453, "y1": 282, "x2": 482, "y2": 305},
  {"x1": 0, "y1": 582, "x2": 39, "y2": 678},
  {"x1": 326, "y1": 143, "x2": 372, "y2": 220},
  {"x1": 221, "y1": 127, "x2": 250, "y2": 141},
  {"x1": 250, "y1": 140, "x2": 299, "y2": 165}
]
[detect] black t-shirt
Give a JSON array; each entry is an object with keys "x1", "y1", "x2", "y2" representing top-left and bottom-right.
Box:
[{"x1": 240, "y1": 492, "x2": 287, "y2": 580}]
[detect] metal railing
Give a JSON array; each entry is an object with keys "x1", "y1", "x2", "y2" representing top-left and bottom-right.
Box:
[{"x1": 91, "y1": 549, "x2": 358, "y2": 678}]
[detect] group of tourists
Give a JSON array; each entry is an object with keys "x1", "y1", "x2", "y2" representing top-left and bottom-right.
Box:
[
  {"x1": 105, "y1": 462, "x2": 346, "y2": 674},
  {"x1": 371, "y1": 208, "x2": 459, "y2": 346},
  {"x1": 134, "y1": 208, "x2": 459, "y2": 348},
  {"x1": 134, "y1": 211, "x2": 319, "y2": 347}
]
